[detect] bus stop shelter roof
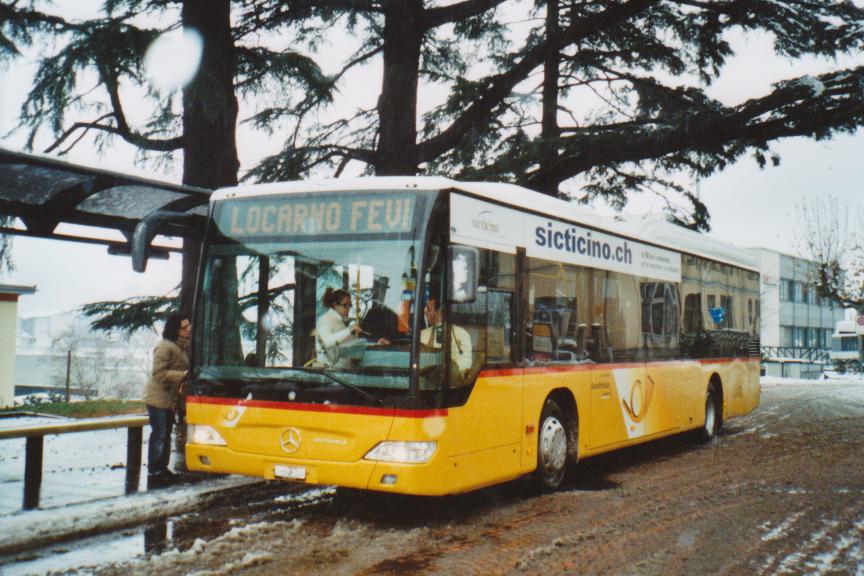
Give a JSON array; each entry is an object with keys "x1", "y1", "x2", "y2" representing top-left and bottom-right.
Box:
[
  {"x1": 0, "y1": 283, "x2": 36, "y2": 296},
  {"x1": 0, "y1": 147, "x2": 211, "y2": 257}
]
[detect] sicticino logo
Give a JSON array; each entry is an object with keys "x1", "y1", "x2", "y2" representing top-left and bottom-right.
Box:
[{"x1": 471, "y1": 210, "x2": 500, "y2": 234}]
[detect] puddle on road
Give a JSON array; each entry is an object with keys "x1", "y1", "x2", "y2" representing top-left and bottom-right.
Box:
[
  {"x1": 0, "y1": 484, "x2": 336, "y2": 575},
  {"x1": 2, "y1": 530, "x2": 144, "y2": 576}
]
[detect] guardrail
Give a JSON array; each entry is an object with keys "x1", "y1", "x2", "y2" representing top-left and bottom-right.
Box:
[
  {"x1": 761, "y1": 346, "x2": 830, "y2": 363},
  {"x1": 0, "y1": 415, "x2": 149, "y2": 510}
]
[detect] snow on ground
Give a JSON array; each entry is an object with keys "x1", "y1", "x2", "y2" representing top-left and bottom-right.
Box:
[
  {"x1": 0, "y1": 475, "x2": 257, "y2": 555},
  {"x1": 0, "y1": 414, "x2": 260, "y2": 556},
  {"x1": 761, "y1": 371, "x2": 864, "y2": 387},
  {"x1": 0, "y1": 415, "x2": 154, "y2": 514},
  {"x1": 0, "y1": 373, "x2": 862, "y2": 560}
]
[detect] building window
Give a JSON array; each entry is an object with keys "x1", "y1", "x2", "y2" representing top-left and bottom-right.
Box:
[
  {"x1": 793, "y1": 282, "x2": 803, "y2": 303},
  {"x1": 802, "y1": 284, "x2": 811, "y2": 304},
  {"x1": 641, "y1": 282, "x2": 680, "y2": 338},
  {"x1": 719, "y1": 295, "x2": 733, "y2": 329},
  {"x1": 683, "y1": 293, "x2": 702, "y2": 333},
  {"x1": 779, "y1": 280, "x2": 789, "y2": 301},
  {"x1": 793, "y1": 327, "x2": 805, "y2": 347},
  {"x1": 781, "y1": 326, "x2": 793, "y2": 347}
]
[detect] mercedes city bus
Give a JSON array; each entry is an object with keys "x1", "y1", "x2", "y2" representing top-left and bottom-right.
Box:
[{"x1": 176, "y1": 178, "x2": 760, "y2": 495}]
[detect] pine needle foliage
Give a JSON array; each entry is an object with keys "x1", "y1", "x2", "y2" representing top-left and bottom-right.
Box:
[{"x1": 80, "y1": 293, "x2": 178, "y2": 336}]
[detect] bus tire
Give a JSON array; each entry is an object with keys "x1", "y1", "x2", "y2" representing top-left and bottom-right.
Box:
[
  {"x1": 533, "y1": 399, "x2": 568, "y2": 490},
  {"x1": 699, "y1": 386, "x2": 720, "y2": 443}
]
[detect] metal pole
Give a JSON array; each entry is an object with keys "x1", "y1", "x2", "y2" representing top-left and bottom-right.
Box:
[
  {"x1": 859, "y1": 310, "x2": 864, "y2": 373},
  {"x1": 126, "y1": 426, "x2": 143, "y2": 494},
  {"x1": 65, "y1": 350, "x2": 72, "y2": 403},
  {"x1": 859, "y1": 334, "x2": 863, "y2": 372},
  {"x1": 23, "y1": 435, "x2": 44, "y2": 510}
]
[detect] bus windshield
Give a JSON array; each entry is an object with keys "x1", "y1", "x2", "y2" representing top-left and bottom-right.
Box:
[{"x1": 194, "y1": 190, "x2": 440, "y2": 404}]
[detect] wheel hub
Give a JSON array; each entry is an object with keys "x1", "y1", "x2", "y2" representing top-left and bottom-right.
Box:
[{"x1": 540, "y1": 417, "x2": 567, "y2": 480}]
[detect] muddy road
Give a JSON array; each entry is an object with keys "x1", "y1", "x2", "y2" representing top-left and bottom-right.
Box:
[{"x1": 40, "y1": 381, "x2": 864, "y2": 575}]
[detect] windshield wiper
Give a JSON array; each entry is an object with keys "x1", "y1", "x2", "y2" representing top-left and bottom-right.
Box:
[{"x1": 321, "y1": 371, "x2": 381, "y2": 405}]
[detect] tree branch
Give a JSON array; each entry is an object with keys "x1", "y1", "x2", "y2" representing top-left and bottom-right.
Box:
[
  {"x1": 42, "y1": 113, "x2": 114, "y2": 154},
  {"x1": 97, "y1": 60, "x2": 184, "y2": 152},
  {"x1": 520, "y1": 66, "x2": 864, "y2": 189},
  {"x1": 416, "y1": 0, "x2": 661, "y2": 164},
  {"x1": 330, "y1": 44, "x2": 383, "y2": 85},
  {"x1": 422, "y1": 0, "x2": 509, "y2": 30}
]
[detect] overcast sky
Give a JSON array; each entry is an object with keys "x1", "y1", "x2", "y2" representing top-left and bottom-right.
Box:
[{"x1": 1, "y1": 4, "x2": 862, "y2": 318}]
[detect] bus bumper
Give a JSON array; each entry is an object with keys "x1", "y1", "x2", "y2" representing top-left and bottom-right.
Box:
[{"x1": 186, "y1": 444, "x2": 454, "y2": 496}]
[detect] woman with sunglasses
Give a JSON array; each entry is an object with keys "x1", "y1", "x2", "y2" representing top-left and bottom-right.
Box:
[{"x1": 315, "y1": 287, "x2": 364, "y2": 367}]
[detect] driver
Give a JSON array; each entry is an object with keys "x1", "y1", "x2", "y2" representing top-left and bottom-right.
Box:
[
  {"x1": 420, "y1": 298, "x2": 473, "y2": 374},
  {"x1": 315, "y1": 288, "x2": 363, "y2": 367}
]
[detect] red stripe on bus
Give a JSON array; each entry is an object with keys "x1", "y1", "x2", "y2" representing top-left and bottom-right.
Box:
[
  {"x1": 186, "y1": 395, "x2": 448, "y2": 418},
  {"x1": 480, "y1": 356, "x2": 759, "y2": 378}
]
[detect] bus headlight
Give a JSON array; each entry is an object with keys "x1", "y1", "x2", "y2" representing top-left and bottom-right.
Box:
[
  {"x1": 188, "y1": 424, "x2": 227, "y2": 446},
  {"x1": 364, "y1": 441, "x2": 436, "y2": 464}
]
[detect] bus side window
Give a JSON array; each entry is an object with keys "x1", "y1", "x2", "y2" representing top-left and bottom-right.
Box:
[
  {"x1": 527, "y1": 258, "x2": 592, "y2": 363},
  {"x1": 485, "y1": 290, "x2": 512, "y2": 363},
  {"x1": 449, "y1": 249, "x2": 516, "y2": 378}
]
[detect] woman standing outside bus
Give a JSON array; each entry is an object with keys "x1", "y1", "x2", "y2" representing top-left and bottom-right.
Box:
[{"x1": 143, "y1": 312, "x2": 190, "y2": 486}]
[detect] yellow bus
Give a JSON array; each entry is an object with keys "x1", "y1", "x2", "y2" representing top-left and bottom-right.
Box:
[{"x1": 182, "y1": 178, "x2": 760, "y2": 494}]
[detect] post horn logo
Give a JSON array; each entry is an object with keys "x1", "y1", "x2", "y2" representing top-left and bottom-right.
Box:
[
  {"x1": 622, "y1": 374, "x2": 655, "y2": 423},
  {"x1": 280, "y1": 427, "x2": 302, "y2": 454}
]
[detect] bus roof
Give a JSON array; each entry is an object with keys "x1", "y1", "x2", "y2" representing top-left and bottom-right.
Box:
[{"x1": 213, "y1": 177, "x2": 758, "y2": 273}]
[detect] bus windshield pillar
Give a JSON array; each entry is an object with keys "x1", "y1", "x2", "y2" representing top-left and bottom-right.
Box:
[{"x1": 293, "y1": 260, "x2": 317, "y2": 368}]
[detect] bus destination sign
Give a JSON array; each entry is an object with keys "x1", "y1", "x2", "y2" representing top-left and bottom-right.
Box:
[{"x1": 216, "y1": 192, "x2": 417, "y2": 238}]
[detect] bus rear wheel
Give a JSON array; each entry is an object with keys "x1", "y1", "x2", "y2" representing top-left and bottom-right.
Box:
[
  {"x1": 534, "y1": 399, "x2": 568, "y2": 490},
  {"x1": 699, "y1": 387, "x2": 720, "y2": 442}
]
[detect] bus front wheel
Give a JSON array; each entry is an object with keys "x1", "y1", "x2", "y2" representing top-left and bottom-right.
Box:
[
  {"x1": 699, "y1": 386, "x2": 720, "y2": 443},
  {"x1": 533, "y1": 399, "x2": 568, "y2": 490}
]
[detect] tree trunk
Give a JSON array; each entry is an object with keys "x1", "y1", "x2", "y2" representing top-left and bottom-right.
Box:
[
  {"x1": 537, "y1": 0, "x2": 562, "y2": 197},
  {"x1": 376, "y1": 1, "x2": 423, "y2": 176},
  {"x1": 180, "y1": 0, "x2": 240, "y2": 316},
  {"x1": 175, "y1": 0, "x2": 239, "y2": 472}
]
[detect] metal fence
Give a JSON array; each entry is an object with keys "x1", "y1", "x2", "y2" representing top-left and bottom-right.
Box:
[
  {"x1": 0, "y1": 415, "x2": 148, "y2": 510},
  {"x1": 761, "y1": 346, "x2": 830, "y2": 363}
]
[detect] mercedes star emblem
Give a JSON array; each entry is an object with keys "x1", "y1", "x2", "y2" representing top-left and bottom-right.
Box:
[{"x1": 280, "y1": 427, "x2": 302, "y2": 453}]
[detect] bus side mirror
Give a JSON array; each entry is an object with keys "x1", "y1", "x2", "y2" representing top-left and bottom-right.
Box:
[
  {"x1": 131, "y1": 210, "x2": 202, "y2": 272},
  {"x1": 447, "y1": 245, "x2": 478, "y2": 303}
]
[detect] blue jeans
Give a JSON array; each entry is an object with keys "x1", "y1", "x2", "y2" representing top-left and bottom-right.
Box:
[{"x1": 147, "y1": 405, "x2": 175, "y2": 475}]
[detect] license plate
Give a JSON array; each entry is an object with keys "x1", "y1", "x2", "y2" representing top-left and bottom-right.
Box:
[{"x1": 274, "y1": 464, "x2": 306, "y2": 480}]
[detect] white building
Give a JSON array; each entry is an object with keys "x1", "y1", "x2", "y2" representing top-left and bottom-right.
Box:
[
  {"x1": 0, "y1": 284, "x2": 36, "y2": 407},
  {"x1": 752, "y1": 248, "x2": 845, "y2": 361},
  {"x1": 16, "y1": 310, "x2": 157, "y2": 400}
]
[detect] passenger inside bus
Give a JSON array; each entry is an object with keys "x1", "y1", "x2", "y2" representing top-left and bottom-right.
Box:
[{"x1": 421, "y1": 298, "x2": 473, "y2": 377}]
